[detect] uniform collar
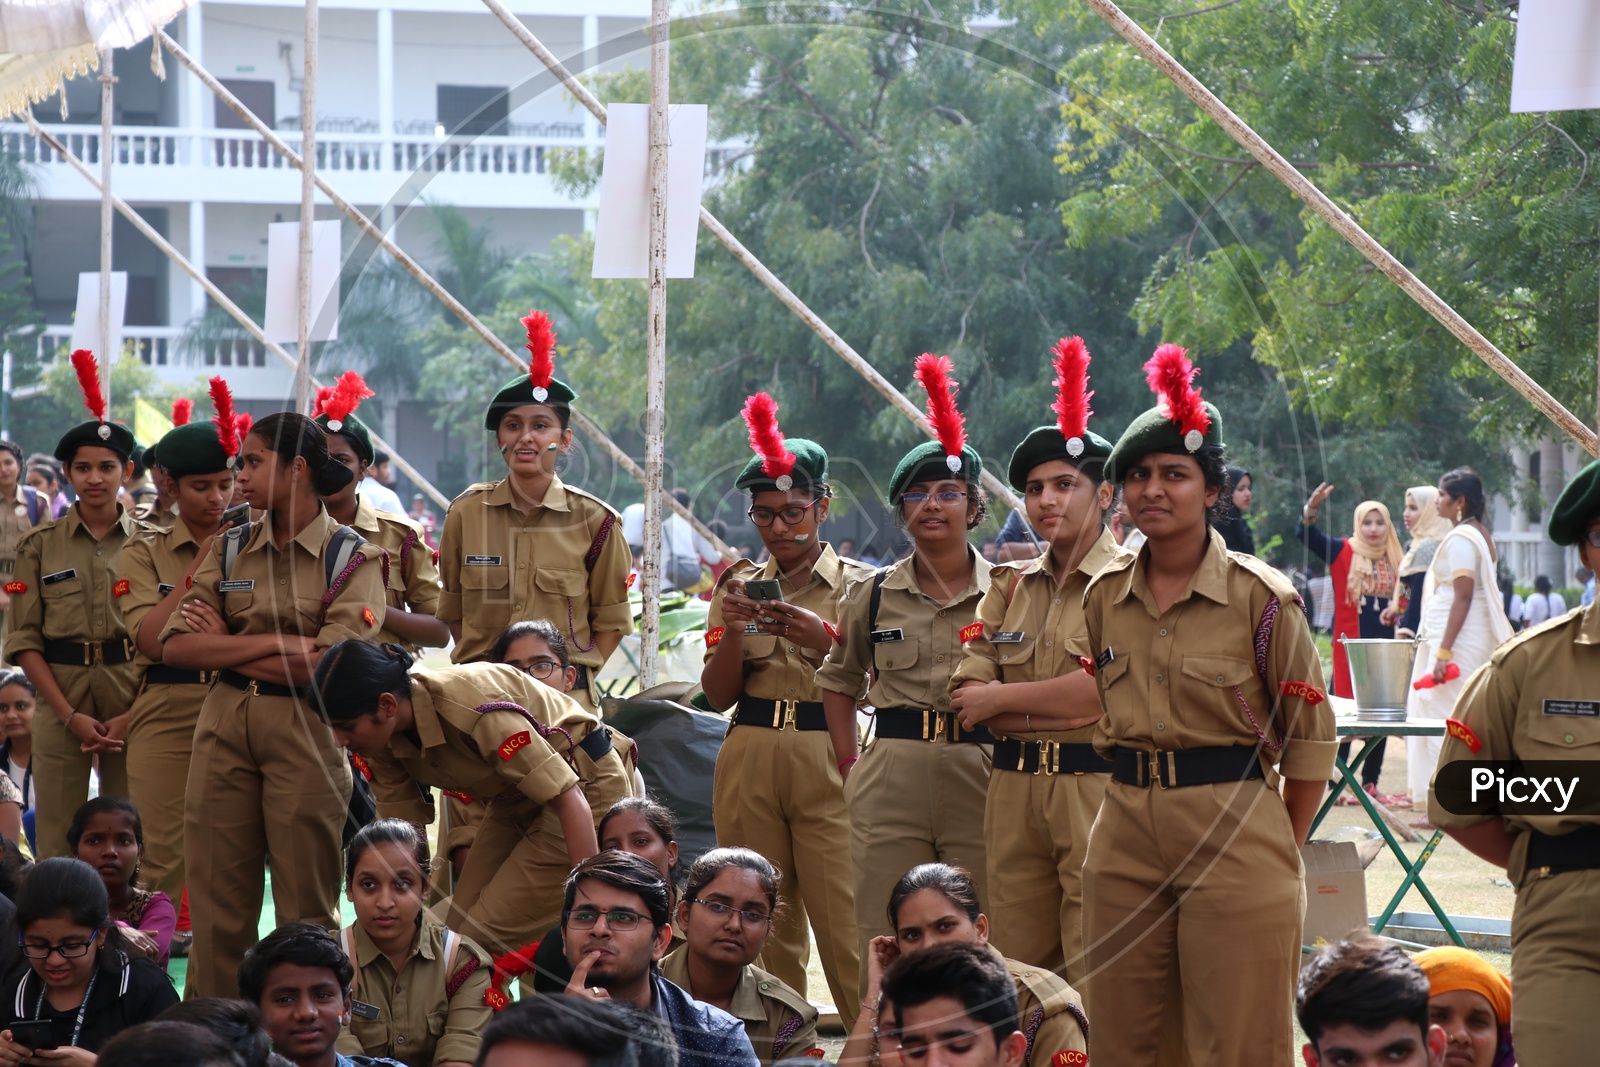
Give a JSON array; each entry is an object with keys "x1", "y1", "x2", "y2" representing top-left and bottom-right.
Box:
[
  {"x1": 486, "y1": 475, "x2": 571, "y2": 512},
  {"x1": 243, "y1": 505, "x2": 337, "y2": 556},
  {"x1": 351, "y1": 495, "x2": 383, "y2": 538},
  {"x1": 760, "y1": 543, "x2": 847, "y2": 592},
  {"x1": 1116, "y1": 526, "x2": 1231, "y2": 610},
  {"x1": 347, "y1": 914, "x2": 437, "y2": 970},
  {"x1": 164, "y1": 514, "x2": 199, "y2": 550},
  {"x1": 882, "y1": 544, "x2": 990, "y2": 599},
  {"x1": 1025, "y1": 525, "x2": 1120, "y2": 581},
  {"x1": 61, "y1": 503, "x2": 137, "y2": 540},
  {"x1": 407, "y1": 678, "x2": 448, "y2": 750},
  {"x1": 1578, "y1": 598, "x2": 1600, "y2": 646},
  {"x1": 657, "y1": 947, "x2": 765, "y2": 1026}
]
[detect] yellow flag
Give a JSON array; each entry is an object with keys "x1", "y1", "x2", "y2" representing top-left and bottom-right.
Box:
[{"x1": 133, "y1": 397, "x2": 173, "y2": 448}]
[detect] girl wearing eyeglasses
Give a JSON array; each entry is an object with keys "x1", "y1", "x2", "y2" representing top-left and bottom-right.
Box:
[
  {"x1": 659, "y1": 848, "x2": 820, "y2": 1067},
  {"x1": 698, "y1": 394, "x2": 871, "y2": 1022},
  {"x1": 818, "y1": 356, "x2": 994, "y2": 997},
  {"x1": 0, "y1": 857, "x2": 179, "y2": 1063}
]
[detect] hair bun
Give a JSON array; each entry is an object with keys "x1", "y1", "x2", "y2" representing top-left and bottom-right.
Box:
[{"x1": 380, "y1": 643, "x2": 416, "y2": 670}]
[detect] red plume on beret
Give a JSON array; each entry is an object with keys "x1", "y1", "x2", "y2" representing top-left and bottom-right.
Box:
[
  {"x1": 321, "y1": 371, "x2": 374, "y2": 432},
  {"x1": 1144, "y1": 343, "x2": 1210, "y2": 442},
  {"x1": 70, "y1": 350, "x2": 108, "y2": 434},
  {"x1": 741, "y1": 392, "x2": 796, "y2": 483},
  {"x1": 311, "y1": 386, "x2": 335, "y2": 419},
  {"x1": 170, "y1": 398, "x2": 193, "y2": 427},
  {"x1": 521, "y1": 310, "x2": 557, "y2": 399},
  {"x1": 913, "y1": 354, "x2": 967, "y2": 466},
  {"x1": 1051, "y1": 336, "x2": 1093, "y2": 448},
  {"x1": 209, "y1": 376, "x2": 239, "y2": 460},
  {"x1": 234, "y1": 412, "x2": 253, "y2": 442}
]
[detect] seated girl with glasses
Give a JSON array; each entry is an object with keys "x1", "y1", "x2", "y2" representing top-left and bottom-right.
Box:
[
  {"x1": 659, "y1": 849, "x2": 819, "y2": 1067},
  {"x1": 0, "y1": 857, "x2": 179, "y2": 1064},
  {"x1": 489, "y1": 620, "x2": 580, "y2": 693}
]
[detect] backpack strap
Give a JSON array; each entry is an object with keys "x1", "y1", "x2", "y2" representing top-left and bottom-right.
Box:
[
  {"x1": 319, "y1": 525, "x2": 387, "y2": 630},
  {"x1": 219, "y1": 523, "x2": 254, "y2": 582},
  {"x1": 341, "y1": 925, "x2": 358, "y2": 963},
  {"x1": 20, "y1": 486, "x2": 42, "y2": 527},
  {"x1": 866, "y1": 567, "x2": 889, "y2": 671}
]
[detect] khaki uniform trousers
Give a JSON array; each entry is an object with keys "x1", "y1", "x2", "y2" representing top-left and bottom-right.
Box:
[
  {"x1": 845, "y1": 736, "x2": 990, "y2": 990},
  {"x1": 183, "y1": 688, "x2": 350, "y2": 1000},
  {"x1": 1509, "y1": 869, "x2": 1600, "y2": 1066},
  {"x1": 125, "y1": 682, "x2": 205, "y2": 899},
  {"x1": 34, "y1": 662, "x2": 133, "y2": 858},
  {"x1": 714, "y1": 725, "x2": 860, "y2": 1021},
  {"x1": 1083, "y1": 778, "x2": 1302, "y2": 1067},
  {"x1": 985, "y1": 766, "x2": 1107, "y2": 988}
]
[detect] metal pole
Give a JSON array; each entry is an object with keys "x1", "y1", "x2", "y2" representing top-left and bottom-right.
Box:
[
  {"x1": 639, "y1": 0, "x2": 670, "y2": 687},
  {"x1": 1, "y1": 350, "x2": 11, "y2": 442},
  {"x1": 296, "y1": 0, "x2": 319, "y2": 413},
  {"x1": 99, "y1": 49, "x2": 114, "y2": 407}
]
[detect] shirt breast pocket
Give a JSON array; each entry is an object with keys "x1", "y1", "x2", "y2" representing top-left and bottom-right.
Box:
[
  {"x1": 742, "y1": 632, "x2": 778, "y2": 660},
  {"x1": 534, "y1": 567, "x2": 587, "y2": 601},
  {"x1": 994, "y1": 637, "x2": 1038, "y2": 676},
  {"x1": 1522, "y1": 704, "x2": 1600, "y2": 759},
  {"x1": 460, "y1": 563, "x2": 511, "y2": 604},
  {"x1": 875, "y1": 637, "x2": 921, "y2": 673},
  {"x1": 1180, "y1": 654, "x2": 1260, "y2": 742}
]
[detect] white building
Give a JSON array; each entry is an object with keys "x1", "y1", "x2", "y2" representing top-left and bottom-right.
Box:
[{"x1": 5, "y1": 0, "x2": 650, "y2": 488}]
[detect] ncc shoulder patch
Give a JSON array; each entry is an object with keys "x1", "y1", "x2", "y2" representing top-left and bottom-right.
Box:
[
  {"x1": 442, "y1": 789, "x2": 475, "y2": 804},
  {"x1": 350, "y1": 753, "x2": 372, "y2": 781},
  {"x1": 1077, "y1": 655, "x2": 1095, "y2": 677},
  {"x1": 1051, "y1": 1053, "x2": 1087, "y2": 1067},
  {"x1": 362, "y1": 606, "x2": 378, "y2": 629},
  {"x1": 2, "y1": 582, "x2": 24, "y2": 595},
  {"x1": 484, "y1": 987, "x2": 509, "y2": 1011},
  {"x1": 1279, "y1": 680, "x2": 1325, "y2": 704},
  {"x1": 498, "y1": 731, "x2": 532, "y2": 761},
  {"x1": 959, "y1": 622, "x2": 984, "y2": 644},
  {"x1": 626, "y1": 572, "x2": 638, "y2": 589},
  {"x1": 805, "y1": 1051, "x2": 826, "y2": 1059},
  {"x1": 705, "y1": 626, "x2": 726, "y2": 647},
  {"x1": 432, "y1": 548, "x2": 441, "y2": 567},
  {"x1": 112, "y1": 578, "x2": 130, "y2": 598},
  {"x1": 1446, "y1": 718, "x2": 1483, "y2": 755}
]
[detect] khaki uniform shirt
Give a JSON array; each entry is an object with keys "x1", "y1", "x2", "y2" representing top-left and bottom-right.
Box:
[
  {"x1": 119, "y1": 516, "x2": 205, "y2": 669},
  {"x1": 4, "y1": 505, "x2": 142, "y2": 656},
  {"x1": 1428, "y1": 600, "x2": 1600, "y2": 883},
  {"x1": 659, "y1": 946, "x2": 820, "y2": 1066},
  {"x1": 436, "y1": 476, "x2": 633, "y2": 666},
  {"x1": 816, "y1": 549, "x2": 992, "y2": 710},
  {"x1": 1083, "y1": 529, "x2": 1336, "y2": 781},
  {"x1": 702, "y1": 545, "x2": 869, "y2": 708},
  {"x1": 351, "y1": 496, "x2": 442, "y2": 648},
  {"x1": 336, "y1": 911, "x2": 494, "y2": 1066},
  {"x1": 1003, "y1": 950, "x2": 1089, "y2": 1061},
  {"x1": 950, "y1": 529, "x2": 1126, "y2": 745},
  {"x1": 159, "y1": 507, "x2": 387, "y2": 649},
  {"x1": 0, "y1": 485, "x2": 48, "y2": 577},
  {"x1": 365, "y1": 663, "x2": 605, "y2": 826}
]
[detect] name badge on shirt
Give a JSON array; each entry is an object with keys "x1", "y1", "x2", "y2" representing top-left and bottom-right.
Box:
[
  {"x1": 744, "y1": 623, "x2": 762, "y2": 636},
  {"x1": 41, "y1": 569, "x2": 77, "y2": 586},
  {"x1": 465, "y1": 555, "x2": 503, "y2": 566},
  {"x1": 992, "y1": 631, "x2": 1026, "y2": 644},
  {"x1": 157, "y1": 583, "x2": 175, "y2": 595},
  {"x1": 870, "y1": 628, "x2": 905, "y2": 644},
  {"x1": 1543, "y1": 699, "x2": 1600, "y2": 718},
  {"x1": 350, "y1": 1000, "x2": 382, "y2": 1021},
  {"x1": 218, "y1": 579, "x2": 255, "y2": 592},
  {"x1": 1096, "y1": 647, "x2": 1115, "y2": 670}
]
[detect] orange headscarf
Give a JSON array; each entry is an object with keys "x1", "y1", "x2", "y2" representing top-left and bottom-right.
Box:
[{"x1": 1415, "y1": 946, "x2": 1512, "y2": 1024}]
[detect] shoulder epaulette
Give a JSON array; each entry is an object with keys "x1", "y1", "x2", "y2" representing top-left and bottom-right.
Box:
[
  {"x1": 13, "y1": 521, "x2": 55, "y2": 550},
  {"x1": 561, "y1": 483, "x2": 624, "y2": 519},
  {"x1": 1231, "y1": 552, "x2": 1302, "y2": 604},
  {"x1": 449, "y1": 482, "x2": 499, "y2": 508},
  {"x1": 1490, "y1": 606, "x2": 1588, "y2": 666}
]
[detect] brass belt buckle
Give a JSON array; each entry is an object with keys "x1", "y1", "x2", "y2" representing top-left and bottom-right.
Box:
[
  {"x1": 1035, "y1": 741, "x2": 1056, "y2": 776},
  {"x1": 923, "y1": 709, "x2": 951, "y2": 742},
  {"x1": 777, "y1": 699, "x2": 798, "y2": 730},
  {"x1": 246, "y1": 678, "x2": 261, "y2": 697},
  {"x1": 1148, "y1": 751, "x2": 1162, "y2": 789}
]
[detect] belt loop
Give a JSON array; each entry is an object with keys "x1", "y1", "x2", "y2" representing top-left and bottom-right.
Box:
[
  {"x1": 922, "y1": 709, "x2": 932, "y2": 741},
  {"x1": 1158, "y1": 750, "x2": 1173, "y2": 789},
  {"x1": 1147, "y1": 751, "x2": 1160, "y2": 789},
  {"x1": 84, "y1": 642, "x2": 95, "y2": 667}
]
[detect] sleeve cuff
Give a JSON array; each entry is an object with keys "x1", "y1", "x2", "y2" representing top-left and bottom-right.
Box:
[
  {"x1": 516, "y1": 764, "x2": 581, "y2": 805},
  {"x1": 375, "y1": 799, "x2": 434, "y2": 827},
  {"x1": 443, "y1": 823, "x2": 479, "y2": 852},
  {"x1": 948, "y1": 658, "x2": 998, "y2": 690},
  {"x1": 1278, "y1": 738, "x2": 1339, "y2": 781},
  {"x1": 591, "y1": 601, "x2": 636, "y2": 635},
  {"x1": 2, "y1": 633, "x2": 43, "y2": 657},
  {"x1": 436, "y1": 590, "x2": 462, "y2": 620},
  {"x1": 813, "y1": 662, "x2": 867, "y2": 701},
  {"x1": 315, "y1": 624, "x2": 365, "y2": 649}
]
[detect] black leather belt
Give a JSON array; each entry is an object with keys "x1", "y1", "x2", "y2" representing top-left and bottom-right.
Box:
[
  {"x1": 145, "y1": 665, "x2": 217, "y2": 686},
  {"x1": 1111, "y1": 745, "x2": 1265, "y2": 788},
  {"x1": 576, "y1": 726, "x2": 614, "y2": 763},
  {"x1": 44, "y1": 639, "x2": 132, "y2": 666},
  {"x1": 874, "y1": 707, "x2": 993, "y2": 745},
  {"x1": 218, "y1": 669, "x2": 311, "y2": 702},
  {"x1": 993, "y1": 738, "x2": 1112, "y2": 776},
  {"x1": 1526, "y1": 825, "x2": 1600, "y2": 875},
  {"x1": 734, "y1": 697, "x2": 828, "y2": 732}
]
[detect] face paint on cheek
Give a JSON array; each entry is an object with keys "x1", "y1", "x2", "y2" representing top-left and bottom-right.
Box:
[
  {"x1": 547, "y1": 443, "x2": 559, "y2": 451},
  {"x1": 793, "y1": 533, "x2": 810, "y2": 543}
]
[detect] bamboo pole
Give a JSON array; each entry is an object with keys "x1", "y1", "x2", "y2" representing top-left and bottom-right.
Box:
[
  {"x1": 24, "y1": 114, "x2": 454, "y2": 512},
  {"x1": 155, "y1": 30, "x2": 736, "y2": 563},
  {"x1": 1081, "y1": 0, "x2": 1598, "y2": 458},
  {"x1": 639, "y1": 0, "x2": 670, "y2": 687},
  {"x1": 477, "y1": 0, "x2": 1026, "y2": 513},
  {"x1": 295, "y1": 0, "x2": 319, "y2": 413},
  {"x1": 98, "y1": 49, "x2": 113, "y2": 407}
]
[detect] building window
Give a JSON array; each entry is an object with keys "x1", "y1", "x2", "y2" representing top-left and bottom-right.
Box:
[{"x1": 437, "y1": 85, "x2": 508, "y2": 137}]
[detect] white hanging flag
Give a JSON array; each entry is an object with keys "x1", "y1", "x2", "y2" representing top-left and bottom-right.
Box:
[
  {"x1": 264, "y1": 220, "x2": 342, "y2": 344},
  {"x1": 1511, "y1": 0, "x2": 1600, "y2": 113},
  {"x1": 592, "y1": 103, "x2": 708, "y2": 279},
  {"x1": 69, "y1": 271, "x2": 127, "y2": 356}
]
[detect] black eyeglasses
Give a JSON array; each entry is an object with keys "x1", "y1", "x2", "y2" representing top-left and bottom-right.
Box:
[
  {"x1": 522, "y1": 660, "x2": 564, "y2": 680},
  {"x1": 21, "y1": 932, "x2": 97, "y2": 960},
  {"x1": 748, "y1": 498, "x2": 824, "y2": 528},
  {"x1": 901, "y1": 491, "x2": 967, "y2": 505},
  {"x1": 564, "y1": 907, "x2": 646, "y2": 931},
  {"x1": 687, "y1": 898, "x2": 773, "y2": 926}
]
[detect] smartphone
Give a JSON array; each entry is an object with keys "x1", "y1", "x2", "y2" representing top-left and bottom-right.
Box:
[
  {"x1": 222, "y1": 503, "x2": 251, "y2": 529},
  {"x1": 744, "y1": 579, "x2": 784, "y2": 603},
  {"x1": 8, "y1": 1020, "x2": 59, "y2": 1051}
]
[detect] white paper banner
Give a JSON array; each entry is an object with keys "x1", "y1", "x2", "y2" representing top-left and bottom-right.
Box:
[
  {"x1": 264, "y1": 219, "x2": 342, "y2": 344},
  {"x1": 1511, "y1": 0, "x2": 1600, "y2": 113},
  {"x1": 69, "y1": 271, "x2": 127, "y2": 357},
  {"x1": 592, "y1": 103, "x2": 708, "y2": 279}
]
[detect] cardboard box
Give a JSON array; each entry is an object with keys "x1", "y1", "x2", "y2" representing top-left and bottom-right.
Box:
[{"x1": 1301, "y1": 841, "x2": 1369, "y2": 948}]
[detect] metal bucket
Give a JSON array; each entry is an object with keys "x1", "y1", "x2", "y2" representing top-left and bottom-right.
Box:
[{"x1": 1339, "y1": 637, "x2": 1418, "y2": 721}]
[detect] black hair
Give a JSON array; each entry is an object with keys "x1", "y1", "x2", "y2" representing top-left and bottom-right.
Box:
[
  {"x1": 310, "y1": 640, "x2": 415, "y2": 725},
  {"x1": 346, "y1": 817, "x2": 432, "y2": 890},
  {"x1": 599, "y1": 796, "x2": 680, "y2": 884},
  {"x1": 879, "y1": 942, "x2": 1018, "y2": 1049},
  {"x1": 1440, "y1": 467, "x2": 1487, "y2": 523},
  {"x1": 671, "y1": 487, "x2": 692, "y2": 509},
  {"x1": 476, "y1": 995, "x2": 654, "y2": 1067},
  {"x1": 157, "y1": 999, "x2": 274, "y2": 1067},
  {"x1": 1534, "y1": 574, "x2": 1553, "y2": 594},
  {"x1": 247, "y1": 412, "x2": 355, "y2": 498},
  {"x1": 0, "y1": 441, "x2": 22, "y2": 466},
  {"x1": 238, "y1": 921, "x2": 354, "y2": 1004},
  {"x1": 97, "y1": 1021, "x2": 244, "y2": 1067},
  {"x1": 682, "y1": 847, "x2": 781, "y2": 915},
  {"x1": 374, "y1": 451, "x2": 390, "y2": 466},
  {"x1": 887, "y1": 863, "x2": 981, "y2": 929},
  {"x1": 488, "y1": 619, "x2": 571, "y2": 669},
  {"x1": 67, "y1": 795, "x2": 144, "y2": 856},
  {"x1": 0, "y1": 669, "x2": 36, "y2": 697},
  {"x1": 16, "y1": 857, "x2": 129, "y2": 966},
  {"x1": 563, "y1": 851, "x2": 672, "y2": 931},
  {"x1": 1296, "y1": 936, "x2": 1431, "y2": 1045},
  {"x1": 0, "y1": 836, "x2": 33, "y2": 902},
  {"x1": 25, "y1": 455, "x2": 62, "y2": 491}
]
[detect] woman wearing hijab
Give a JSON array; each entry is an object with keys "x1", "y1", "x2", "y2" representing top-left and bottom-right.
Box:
[
  {"x1": 1414, "y1": 946, "x2": 1514, "y2": 1067},
  {"x1": 1215, "y1": 466, "x2": 1255, "y2": 555},
  {"x1": 1382, "y1": 486, "x2": 1455, "y2": 641}
]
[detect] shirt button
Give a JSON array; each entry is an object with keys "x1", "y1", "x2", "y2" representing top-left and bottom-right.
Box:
[
  {"x1": 1155, "y1": 674, "x2": 1163, "y2": 682},
  {"x1": 1045, "y1": 640, "x2": 1053, "y2": 648},
  {"x1": 1217, "y1": 675, "x2": 1226, "y2": 684},
  {"x1": 936, "y1": 654, "x2": 946, "y2": 662},
  {"x1": 279, "y1": 579, "x2": 287, "y2": 585},
  {"x1": 938, "y1": 609, "x2": 947, "y2": 618},
  {"x1": 1567, "y1": 734, "x2": 1576, "y2": 744},
  {"x1": 1157, "y1": 722, "x2": 1166, "y2": 730},
  {"x1": 1159, "y1": 628, "x2": 1168, "y2": 637},
  {"x1": 396, "y1": 1036, "x2": 406, "y2": 1045},
  {"x1": 519, "y1": 563, "x2": 527, "y2": 569},
  {"x1": 788, "y1": 688, "x2": 796, "y2": 695},
  {"x1": 788, "y1": 646, "x2": 796, "y2": 653},
  {"x1": 1053, "y1": 599, "x2": 1061, "y2": 605}
]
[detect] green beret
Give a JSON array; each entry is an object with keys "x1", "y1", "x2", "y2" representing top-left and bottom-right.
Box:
[
  {"x1": 1105, "y1": 401, "x2": 1225, "y2": 483},
  {"x1": 314, "y1": 412, "x2": 374, "y2": 466},
  {"x1": 484, "y1": 375, "x2": 578, "y2": 431},
  {"x1": 54, "y1": 420, "x2": 136, "y2": 464},
  {"x1": 888, "y1": 440, "x2": 984, "y2": 504},
  {"x1": 736, "y1": 438, "x2": 829, "y2": 494},
  {"x1": 154, "y1": 423, "x2": 231, "y2": 479},
  {"x1": 1549, "y1": 459, "x2": 1600, "y2": 547},
  {"x1": 1006, "y1": 425, "x2": 1114, "y2": 492}
]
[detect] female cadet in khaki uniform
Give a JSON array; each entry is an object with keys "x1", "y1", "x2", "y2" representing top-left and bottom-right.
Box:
[
  {"x1": 949, "y1": 338, "x2": 1122, "y2": 986},
  {"x1": 120, "y1": 394, "x2": 238, "y2": 902},
  {"x1": 817, "y1": 355, "x2": 994, "y2": 979},
  {"x1": 699, "y1": 393, "x2": 866, "y2": 1017},
  {"x1": 161, "y1": 402, "x2": 389, "y2": 999},
  {"x1": 4, "y1": 350, "x2": 140, "y2": 858},
  {"x1": 313, "y1": 372, "x2": 449, "y2": 651},
  {"x1": 310, "y1": 640, "x2": 634, "y2": 959},
  {"x1": 1428, "y1": 459, "x2": 1600, "y2": 1067},
  {"x1": 0, "y1": 439, "x2": 50, "y2": 665},
  {"x1": 660, "y1": 848, "x2": 821, "y2": 1067},
  {"x1": 1080, "y1": 346, "x2": 1335, "y2": 1067}
]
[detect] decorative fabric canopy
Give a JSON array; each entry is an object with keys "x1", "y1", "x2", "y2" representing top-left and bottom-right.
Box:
[{"x1": 0, "y1": 0, "x2": 195, "y2": 119}]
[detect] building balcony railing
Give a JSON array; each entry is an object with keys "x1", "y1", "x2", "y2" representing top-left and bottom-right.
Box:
[{"x1": 38, "y1": 325, "x2": 267, "y2": 372}]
